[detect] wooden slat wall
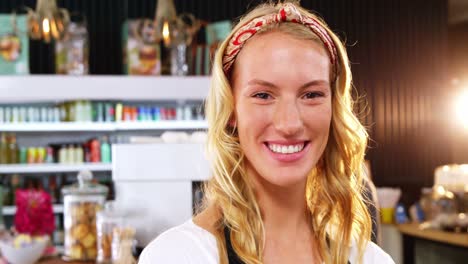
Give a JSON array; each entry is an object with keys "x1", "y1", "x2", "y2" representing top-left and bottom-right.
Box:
[{"x1": 0, "y1": 0, "x2": 451, "y2": 205}]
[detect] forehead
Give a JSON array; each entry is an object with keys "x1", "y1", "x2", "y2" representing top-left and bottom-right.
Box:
[{"x1": 232, "y1": 31, "x2": 330, "y2": 84}]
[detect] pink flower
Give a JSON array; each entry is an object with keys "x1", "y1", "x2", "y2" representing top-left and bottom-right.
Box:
[{"x1": 14, "y1": 189, "x2": 55, "y2": 236}]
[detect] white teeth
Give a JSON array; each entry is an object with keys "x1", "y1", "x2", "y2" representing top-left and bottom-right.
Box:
[
  {"x1": 294, "y1": 145, "x2": 299, "y2": 152},
  {"x1": 281, "y1": 146, "x2": 287, "y2": 153},
  {"x1": 268, "y1": 143, "x2": 305, "y2": 154}
]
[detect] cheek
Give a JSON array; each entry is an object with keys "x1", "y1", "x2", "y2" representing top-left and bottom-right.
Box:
[
  {"x1": 304, "y1": 105, "x2": 332, "y2": 134},
  {"x1": 235, "y1": 102, "x2": 270, "y2": 141}
]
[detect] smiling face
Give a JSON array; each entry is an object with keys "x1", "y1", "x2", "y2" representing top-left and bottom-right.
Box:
[{"x1": 231, "y1": 30, "x2": 332, "y2": 189}]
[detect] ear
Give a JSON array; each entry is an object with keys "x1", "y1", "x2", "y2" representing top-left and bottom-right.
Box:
[
  {"x1": 227, "y1": 113, "x2": 237, "y2": 129},
  {"x1": 228, "y1": 117, "x2": 236, "y2": 127}
]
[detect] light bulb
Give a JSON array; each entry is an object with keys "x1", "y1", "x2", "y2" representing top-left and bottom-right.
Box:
[
  {"x1": 42, "y1": 18, "x2": 50, "y2": 34},
  {"x1": 162, "y1": 21, "x2": 171, "y2": 46}
]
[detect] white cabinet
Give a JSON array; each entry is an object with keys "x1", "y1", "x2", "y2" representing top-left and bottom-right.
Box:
[{"x1": 112, "y1": 143, "x2": 211, "y2": 246}]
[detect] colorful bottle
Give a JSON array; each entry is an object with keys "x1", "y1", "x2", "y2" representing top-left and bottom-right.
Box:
[
  {"x1": 74, "y1": 144, "x2": 84, "y2": 164},
  {"x1": 0, "y1": 133, "x2": 8, "y2": 164},
  {"x1": 7, "y1": 133, "x2": 18, "y2": 164},
  {"x1": 45, "y1": 147, "x2": 54, "y2": 163},
  {"x1": 100, "y1": 136, "x2": 111, "y2": 163},
  {"x1": 9, "y1": 174, "x2": 21, "y2": 205},
  {"x1": 58, "y1": 146, "x2": 65, "y2": 164},
  {"x1": 48, "y1": 175, "x2": 58, "y2": 204},
  {"x1": 90, "y1": 139, "x2": 101, "y2": 163}
]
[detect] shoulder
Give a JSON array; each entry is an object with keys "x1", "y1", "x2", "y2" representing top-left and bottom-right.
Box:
[
  {"x1": 349, "y1": 241, "x2": 395, "y2": 264},
  {"x1": 138, "y1": 220, "x2": 219, "y2": 264}
]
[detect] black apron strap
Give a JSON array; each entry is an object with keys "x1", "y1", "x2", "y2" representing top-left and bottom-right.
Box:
[
  {"x1": 224, "y1": 227, "x2": 245, "y2": 264},
  {"x1": 224, "y1": 227, "x2": 350, "y2": 264}
]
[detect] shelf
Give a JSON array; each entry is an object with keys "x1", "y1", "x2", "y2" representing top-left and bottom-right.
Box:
[
  {"x1": 115, "y1": 120, "x2": 208, "y2": 130},
  {"x1": 0, "y1": 121, "x2": 208, "y2": 132},
  {"x1": 0, "y1": 122, "x2": 115, "y2": 132},
  {"x1": 3, "y1": 204, "x2": 64, "y2": 215},
  {"x1": 0, "y1": 75, "x2": 210, "y2": 103},
  {"x1": 0, "y1": 163, "x2": 112, "y2": 174}
]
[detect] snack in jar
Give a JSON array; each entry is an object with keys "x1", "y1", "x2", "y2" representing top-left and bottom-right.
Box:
[{"x1": 62, "y1": 170, "x2": 108, "y2": 261}]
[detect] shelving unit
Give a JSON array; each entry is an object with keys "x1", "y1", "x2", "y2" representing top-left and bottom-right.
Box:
[
  {"x1": 2, "y1": 204, "x2": 64, "y2": 215},
  {"x1": 0, "y1": 163, "x2": 112, "y2": 174},
  {"x1": 0, "y1": 76, "x2": 209, "y2": 236},
  {"x1": 0, "y1": 121, "x2": 208, "y2": 132},
  {"x1": 0, "y1": 76, "x2": 209, "y2": 175}
]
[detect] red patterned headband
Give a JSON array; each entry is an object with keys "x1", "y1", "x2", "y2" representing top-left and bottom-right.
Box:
[{"x1": 222, "y1": 3, "x2": 338, "y2": 75}]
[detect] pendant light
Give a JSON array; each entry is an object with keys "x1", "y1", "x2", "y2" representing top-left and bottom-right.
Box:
[{"x1": 27, "y1": 0, "x2": 70, "y2": 43}]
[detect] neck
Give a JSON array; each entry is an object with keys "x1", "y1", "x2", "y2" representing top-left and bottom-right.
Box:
[{"x1": 248, "y1": 166, "x2": 311, "y2": 236}]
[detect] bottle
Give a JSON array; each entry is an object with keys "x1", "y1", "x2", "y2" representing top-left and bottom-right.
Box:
[
  {"x1": 90, "y1": 139, "x2": 101, "y2": 163},
  {"x1": 27, "y1": 107, "x2": 35, "y2": 122},
  {"x1": 67, "y1": 145, "x2": 74, "y2": 164},
  {"x1": 36, "y1": 147, "x2": 46, "y2": 163},
  {"x1": 74, "y1": 144, "x2": 84, "y2": 164},
  {"x1": 19, "y1": 147, "x2": 27, "y2": 164},
  {"x1": 0, "y1": 133, "x2": 8, "y2": 164},
  {"x1": 9, "y1": 174, "x2": 20, "y2": 205},
  {"x1": 27, "y1": 147, "x2": 36, "y2": 164},
  {"x1": 115, "y1": 103, "x2": 123, "y2": 122},
  {"x1": 85, "y1": 101, "x2": 93, "y2": 122},
  {"x1": 45, "y1": 147, "x2": 54, "y2": 163},
  {"x1": 40, "y1": 107, "x2": 48, "y2": 122},
  {"x1": 4, "y1": 107, "x2": 11, "y2": 123},
  {"x1": 48, "y1": 175, "x2": 58, "y2": 204},
  {"x1": 53, "y1": 214, "x2": 64, "y2": 245},
  {"x1": 7, "y1": 133, "x2": 18, "y2": 164},
  {"x1": 2, "y1": 176, "x2": 11, "y2": 205},
  {"x1": 19, "y1": 107, "x2": 26, "y2": 122},
  {"x1": 75, "y1": 101, "x2": 83, "y2": 122},
  {"x1": 58, "y1": 145, "x2": 67, "y2": 164},
  {"x1": 100, "y1": 136, "x2": 111, "y2": 163},
  {"x1": 96, "y1": 102, "x2": 104, "y2": 122},
  {"x1": 11, "y1": 107, "x2": 19, "y2": 123}
]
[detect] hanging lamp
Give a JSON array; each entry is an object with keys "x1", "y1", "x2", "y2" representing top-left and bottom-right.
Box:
[{"x1": 27, "y1": 0, "x2": 70, "y2": 43}]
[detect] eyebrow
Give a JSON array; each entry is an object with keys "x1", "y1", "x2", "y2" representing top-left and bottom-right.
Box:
[{"x1": 247, "y1": 79, "x2": 330, "y2": 90}]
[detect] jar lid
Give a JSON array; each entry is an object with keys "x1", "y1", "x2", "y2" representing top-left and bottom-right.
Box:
[
  {"x1": 62, "y1": 170, "x2": 108, "y2": 196},
  {"x1": 97, "y1": 201, "x2": 124, "y2": 221}
]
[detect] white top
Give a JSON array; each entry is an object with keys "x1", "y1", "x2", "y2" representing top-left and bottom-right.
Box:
[{"x1": 139, "y1": 219, "x2": 395, "y2": 264}]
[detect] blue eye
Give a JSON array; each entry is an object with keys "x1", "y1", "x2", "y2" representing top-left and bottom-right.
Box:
[
  {"x1": 303, "y1": 92, "x2": 323, "y2": 99},
  {"x1": 253, "y1": 92, "x2": 272, "y2": 100}
]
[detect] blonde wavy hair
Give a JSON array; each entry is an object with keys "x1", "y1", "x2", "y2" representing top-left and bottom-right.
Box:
[{"x1": 202, "y1": 1, "x2": 371, "y2": 264}]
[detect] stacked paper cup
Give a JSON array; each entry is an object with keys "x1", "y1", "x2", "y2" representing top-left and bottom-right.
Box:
[{"x1": 376, "y1": 188, "x2": 402, "y2": 224}]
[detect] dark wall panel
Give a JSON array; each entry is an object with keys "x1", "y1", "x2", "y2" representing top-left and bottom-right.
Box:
[{"x1": 0, "y1": 0, "x2": 451, "y2": 205}]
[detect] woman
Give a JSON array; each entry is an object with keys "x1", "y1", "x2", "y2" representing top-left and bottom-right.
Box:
[{"x1": 139, "y1": 1, "x2": 394, "y2": 263}]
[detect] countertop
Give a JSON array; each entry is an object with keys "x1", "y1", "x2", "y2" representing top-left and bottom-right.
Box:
[{"x1": 398, "y1": 223, "x2": 468, "y2": 248}]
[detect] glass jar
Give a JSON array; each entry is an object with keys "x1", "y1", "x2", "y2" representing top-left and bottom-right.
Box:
[
  {"x1": 432, "y1": 185, "x2": 459, "y2": 231},
  {"x1": 62, "y1": 170, "x2": 108, "y2": 261},
  {"x1": 419, "y1": 187, "x2": 435, "y2": 221},
  {"x1": 55, "y1": 21, "x2": 89, "y2": 75},
  {"x1": 96, "y1": 201, "x2": 123, "y2": 264},
  {"x1": 112, "y1": 227, "x2": 137, "y2": 264}
]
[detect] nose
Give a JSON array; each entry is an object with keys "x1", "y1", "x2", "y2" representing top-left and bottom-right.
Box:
[{"x1": 273, "y1": 98, "x2": 304, "y2": 137}]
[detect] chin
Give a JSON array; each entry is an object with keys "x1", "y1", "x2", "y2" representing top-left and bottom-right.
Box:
[{"x1": 256, "y1": 166, "x2": 311, "y2": 188}]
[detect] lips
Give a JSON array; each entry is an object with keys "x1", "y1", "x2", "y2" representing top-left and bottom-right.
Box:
[
  {"x1": 264, "y1": 141, "x2": 310, "y2": 162},
  {"x1": 267, "y1": 142, "x2": 305, "y2": 154}
]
